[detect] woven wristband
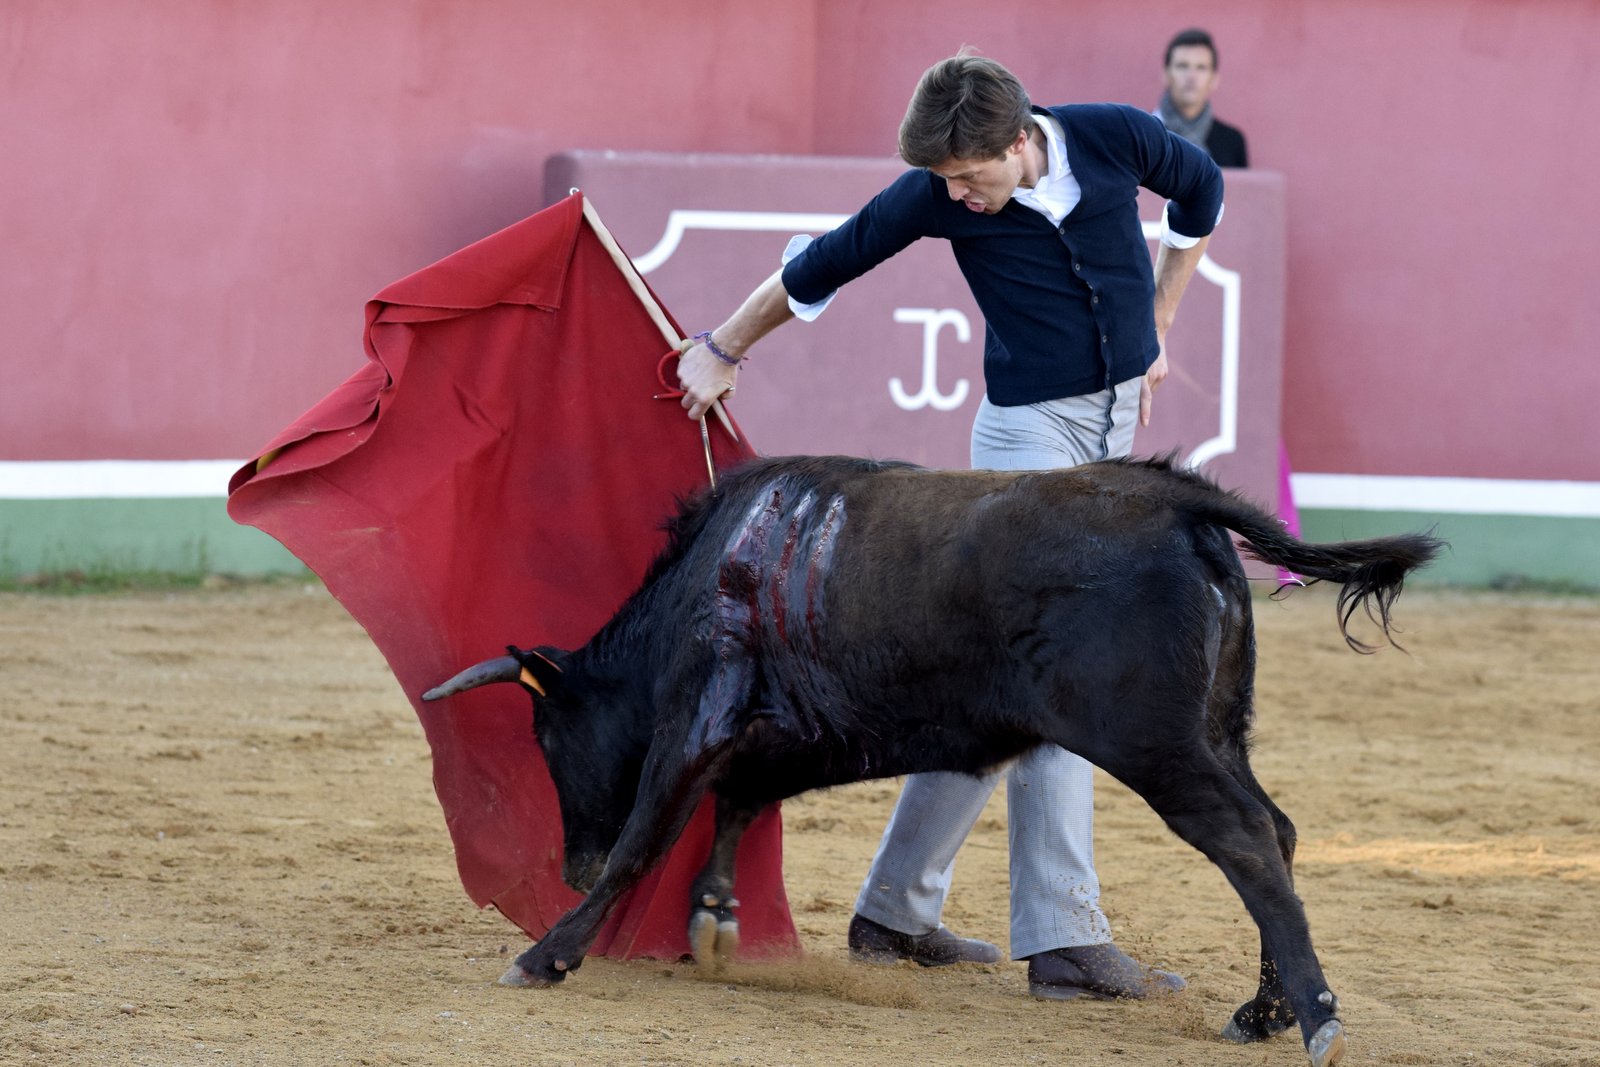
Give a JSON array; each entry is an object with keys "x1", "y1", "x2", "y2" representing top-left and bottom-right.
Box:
[{"x1": 693, "y1": 331, "x2": 742, "y2": 366}]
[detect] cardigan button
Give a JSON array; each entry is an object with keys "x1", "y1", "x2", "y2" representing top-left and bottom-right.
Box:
[
  {"x1": 1073, "y1": 262, "x2": 1083, "y2": 272},
  {"x1": 1101, "y1": 334, "x2": 1109, "y2": 344},
  {"x1": 1091, "y1": 293, "x2": 1100, "y2": 304}
]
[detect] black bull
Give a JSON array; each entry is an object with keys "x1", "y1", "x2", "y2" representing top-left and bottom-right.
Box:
[{"x1": 425, "y1": 454, "x2": 1443, "y2": 1067}]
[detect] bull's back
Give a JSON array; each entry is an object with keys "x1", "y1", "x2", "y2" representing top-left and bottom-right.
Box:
[{"x1": 725, "y1": 459, "x2": 1214, "y2": 723}]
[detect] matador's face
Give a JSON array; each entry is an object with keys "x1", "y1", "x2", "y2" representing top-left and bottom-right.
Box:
[{"x1": 928, "y1": 130, "x2": 1030, "y2": 215}]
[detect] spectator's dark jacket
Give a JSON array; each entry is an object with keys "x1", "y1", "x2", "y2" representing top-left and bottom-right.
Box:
[{"x1": 1206, "y1": 118, "x2": 1249, "y2": 168}]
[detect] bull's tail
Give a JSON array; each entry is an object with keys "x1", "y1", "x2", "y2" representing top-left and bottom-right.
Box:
[{"x1": 1174, "y1": 469, "x2": 1446, "y2": 652}]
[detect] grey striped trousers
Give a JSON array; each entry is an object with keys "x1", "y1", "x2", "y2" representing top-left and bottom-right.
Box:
[{"x1": 854, "y1": 380, "x2": 1142, "y2": 960}]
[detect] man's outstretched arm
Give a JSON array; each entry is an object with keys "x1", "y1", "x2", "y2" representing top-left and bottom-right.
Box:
[
  {"x1": 677, "y1": 270, "x2": 795, "y2": 421},
  {"x1": 678, "y1": 172, "x2": 932, "y2": 420}
]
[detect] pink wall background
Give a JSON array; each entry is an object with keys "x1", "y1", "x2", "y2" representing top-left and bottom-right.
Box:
[{"x1": 5, "y1": 1, "x2": 1596, "y2": 482}]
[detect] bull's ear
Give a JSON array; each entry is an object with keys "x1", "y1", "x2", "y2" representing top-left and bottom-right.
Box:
[{"x1": 508, "y1": 646, "x2": 566, "y2": 699}]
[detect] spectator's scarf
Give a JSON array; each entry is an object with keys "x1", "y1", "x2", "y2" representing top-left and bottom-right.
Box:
[{"x1": 1158, "y1": 90, "x2": 1215, "y2": 152}]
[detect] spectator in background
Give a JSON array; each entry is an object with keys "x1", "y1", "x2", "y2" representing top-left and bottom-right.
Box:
[{"x1": 1158, "y1": 28, "x2": 1248, "y2": 168}]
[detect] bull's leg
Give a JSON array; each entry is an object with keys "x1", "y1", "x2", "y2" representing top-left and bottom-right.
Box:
[
  {"x1": 502, "y1": 740, "x2": 730, "y2": 987},
  {"x1": 1205, "y1": 578, "x2": 1307, "y2": 1044},
  {"x1": 1108, "y1": 754, "x2": 1344, "y2": 1067},
  {"x1": 686, "y1": 794, "x2": 763, "y2": 970},
  {"x1": 1219, "y1": 758, "x2": 1303, "y2": 1043}
]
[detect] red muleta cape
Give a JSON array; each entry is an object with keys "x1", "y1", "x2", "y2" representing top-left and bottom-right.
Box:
[{"x1": 227, "y1": 192, "x2": 798, "y2": 960}]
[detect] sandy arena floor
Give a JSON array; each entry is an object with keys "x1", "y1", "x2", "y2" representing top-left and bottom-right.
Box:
[{"x1": 1, "y1": 583, "x2": 1596, "y2": 1066}]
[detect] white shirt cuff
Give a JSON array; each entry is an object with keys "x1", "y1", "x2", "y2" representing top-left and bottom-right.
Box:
[
  {"x1": 782, "y1": 234, "x2": 838, "y2": 322},
  {"x1": 1160, "y1": 202, "x2": 1225, "y2": 249}
]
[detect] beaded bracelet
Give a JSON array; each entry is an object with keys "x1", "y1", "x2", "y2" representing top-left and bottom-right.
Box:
[{"x1": 693, "y1": 330, "x2": 742, "y2": 366}]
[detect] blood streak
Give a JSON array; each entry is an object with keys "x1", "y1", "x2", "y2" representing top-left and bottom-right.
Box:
[
  {"x1": 696, "y1": 487, "x2": 786, "y2": 751},
  {"x1": 767, "y1": 492, "x2": 816, "y2": 648},
  {"x1": 695, "y1": 481, "x2": 848, "y2": 752},
  {"x1": 805, "y1": 496, "x2": 846, "y2": 645}
]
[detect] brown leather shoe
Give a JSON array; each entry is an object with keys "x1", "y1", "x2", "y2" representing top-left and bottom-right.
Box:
[
  {"x1": 1027, "y1": 942, "x2": 1186, "y2": 1000},
  {"x1": 847, "y1": 914, "x2": 1002, "y2": 967}
]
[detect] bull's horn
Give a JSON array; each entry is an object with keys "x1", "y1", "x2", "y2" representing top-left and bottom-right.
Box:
[{"x1": 422, "y1": 656, "x2": 523, "y2": 701}]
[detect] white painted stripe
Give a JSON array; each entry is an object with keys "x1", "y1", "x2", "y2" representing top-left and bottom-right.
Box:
[
  {"x1": 632, "y1": 210, "x2": 851, "y2": 274},
  {"x1": 1292, "y1": 473, "x2": 1600, "y2": 519},
  {"x1": 0, "y1": 461, "x2": 244, "y2": 499},
  {"x1": 3, "y1": 463, "x2": 1597, "y2": 519}
]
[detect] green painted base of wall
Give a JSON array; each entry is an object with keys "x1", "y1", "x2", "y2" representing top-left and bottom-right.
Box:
[
  {"x1": 0, "y1": 499, "x2": 303, "y2": 578},
  {"x1": 1298, "y1": 508, "x2": 1600, "y2": 590},
  {"x1": 4, "y1": 499, "x2": 1595, "y2": 589}
]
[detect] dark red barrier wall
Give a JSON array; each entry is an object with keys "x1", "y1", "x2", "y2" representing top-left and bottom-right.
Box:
[
  {"x1": 4, "y1": 1, "x2": 1595, "y2": 488},
  {"x1": 3, "y1": 1, "x2": 821, "y2": 461}
]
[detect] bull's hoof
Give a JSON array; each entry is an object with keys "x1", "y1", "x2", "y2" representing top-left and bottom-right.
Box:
[
  {"x1": 1222, "y1": 1016, "x2": 1290, "y2": 1043},
  {"x1": 1220, "y1": 1002, "x2": 1293, "y2": 1044},
  {"x1": 1307, "y1": 1019, "x2": 1346, "y2": 1067},
  {"x1": 498, "y1": 953, "x2": 572, "y2": 987},
  {"x1": 688, "y1": 906, "x2": 740, "y2": 972},
  {"x1": 498, "y1": 963, "x2": 550, "y2": 987}
]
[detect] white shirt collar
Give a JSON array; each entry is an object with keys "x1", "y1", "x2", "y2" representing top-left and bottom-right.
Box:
[
  {"x1": 1011, "y1": 111, "x2": 1080, "y2": 225},
  {"x1": 1031, "y1": 111, "x2": 1070, "y2": 187}
]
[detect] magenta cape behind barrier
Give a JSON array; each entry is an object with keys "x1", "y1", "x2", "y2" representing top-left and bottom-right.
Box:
[{"x1": 227, "y1": 193, "x2": 797, "y2": 960}]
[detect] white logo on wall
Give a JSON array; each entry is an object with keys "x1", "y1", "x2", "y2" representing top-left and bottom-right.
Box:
[{"x1": 889, "y1": 308, "x2": 970, "y2": 411}]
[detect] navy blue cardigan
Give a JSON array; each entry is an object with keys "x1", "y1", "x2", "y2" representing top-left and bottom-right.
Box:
[{"x1": 782, "y1": 104, "x2": 1224, "y2": 405}]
